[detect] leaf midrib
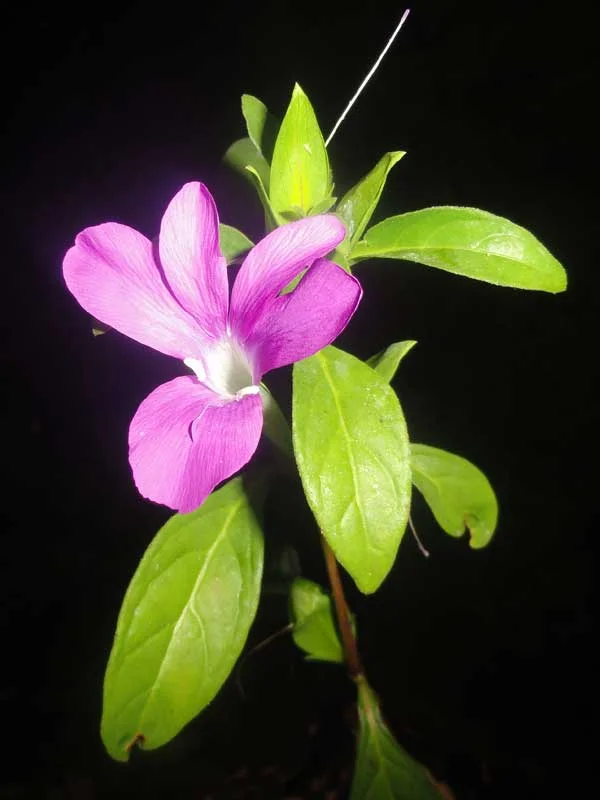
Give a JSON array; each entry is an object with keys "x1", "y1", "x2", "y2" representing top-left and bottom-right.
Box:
[
  {"x1": 316, "y1": 352, "x2": 368, "y2": 558},
  {"x1": 133, "y1": 495, "x2": 245, "y2": 733}
]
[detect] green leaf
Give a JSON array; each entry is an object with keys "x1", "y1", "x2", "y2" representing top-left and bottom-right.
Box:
[
  {"x1": 241, "y1": 94, "x2": 279, "y2": 162},
  {"x1": 338, "y1": 151, "x2": 405, "y2": 253},
  {"x1": 367, "y1": 340, "x2": 417, "y2": 384},
  {"x1": 351, "y1": 678, "x2": 446, "y2": 800},
  {"x1": 310, "y1": 195, "x2": 337, "y2": 215},
  {"x1": 290, "y1": 578, "x2": 343, "y2": 663},
  {"x1": 293, "y1": 346, "x2": 411, "y2": 594},
  {"x1": 245, "y1": 165, "x2": 285, "y2": 230},
  {"x1": 270, "y1": 83, "x2": 332, "y2": 216},
  {"x1": 219, "y1": 224, "x2": 253, "y2": 264},
  {"x1": 352, "y1": 206, "x2": 567, "y2": 293},
  {"x1": 101, "y1": 477, "x2": 265, "y2": 761},
  {"x1": 224, "y1": 137, "x2": 271, "y2": 191},
  {"x1": 410, "y1": 444, "x2": 498, "y2": 548}
]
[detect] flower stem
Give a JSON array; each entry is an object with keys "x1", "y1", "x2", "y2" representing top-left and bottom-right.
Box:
[{"x1": 321, "y1": 535, "x2": 363, "y2": 680}]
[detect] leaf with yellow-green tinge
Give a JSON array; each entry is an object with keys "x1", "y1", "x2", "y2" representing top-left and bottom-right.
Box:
[
  {"x1": 337, "y1": 151, "x2": 405, "y2": 254},
  {"x1": 270, "y1": 83, "x2": 332, "y2": 216},
  {"x1": 290, "y1": 578, "x2": 343, "y2": 663},
  {"x1": 367, "y1": 340, "x2": 417, "y2": 384},
  {"x1": 352, "y1": 206, "x2": 567, "y2": 293},
  {"x1": 293, "y1": 346, "x2": 411, "y2": 594},
  {"x1": 411, "y1": 444, "x2": 498, "y2": 548},
  {"x1": 101, "y1": 477, "x2": 265, "y2": 761},
  {"x1": 351, "y1": 677, "x2": 446, "y2": 799}
]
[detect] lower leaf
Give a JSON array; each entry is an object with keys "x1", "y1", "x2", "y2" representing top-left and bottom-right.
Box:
[
  {"x1": 101, "y1": 477, "x2": 265, "y2": 761},
  {"x1": 351, "y1": 678, "x2": 447, "y2": 799}
]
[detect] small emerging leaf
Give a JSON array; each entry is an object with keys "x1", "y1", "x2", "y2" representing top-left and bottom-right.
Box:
[
  {"x1": 351, "y1": 678, "x2": 446, "y2": 800},
  {"x1": 241, "y1": 94, "x2": 279, "y2": 162},
  {"x1": 290, "y1": 578, "x2": 343, "y2": 663},
  {"x1": 368, "y1": 340, "x2": 417, "y2": 384},
  {"x1": 219, "y1": 224, "x2": 253, "y2": 264},
  {"x1": 338, "y1": 151, "x2": 405, "y2": 253},
  {"x1": 411, "y1": 444, "x2": 498, "y2": 548},
  {"x1": 224, "y1": 137, "x2": 271, "y2": 191},
  {"x1": 352, "y1": 206, "x2": 567, "y2": 293},
  {"x1": 91, "y1": 315, "x2": 109, "y2": 336},
  {"x1": 293, "y1": 346, "x2": 411, "y2": 594},
  {"x1": 101, "y1": 477, "x2": 265, "y2": 761},
  {"x1": 270, "y1": 83, "x2": 332, "y2": 216}
]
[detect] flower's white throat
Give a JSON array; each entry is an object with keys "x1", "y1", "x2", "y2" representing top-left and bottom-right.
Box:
[{"x1": 184, "y1": 336, "x2": 259, "y2": 400}]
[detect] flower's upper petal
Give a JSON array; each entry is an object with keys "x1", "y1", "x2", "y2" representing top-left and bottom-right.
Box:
[
  {"x1": 245, "y1": 258, "x2": 362, "y2": 378},
  {"x1": 63, "y1": 223, "x2": 203, "y2": 358},
  {"x1": 158, "y1": 182, "x2": 229, "y2": 339},
  {"x1": 129, "y1": 376, "x2": 263, "y2": 513},
  {"x1": 229, "y1": 215, "x2": 346, "y2": 342}
]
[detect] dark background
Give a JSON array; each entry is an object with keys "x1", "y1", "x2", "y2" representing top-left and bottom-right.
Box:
[{"x1": 2, "y1": 0, "x2": 595, "y2": 797}]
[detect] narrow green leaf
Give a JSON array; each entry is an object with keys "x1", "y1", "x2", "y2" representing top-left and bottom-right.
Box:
[
  {"x1": 219, "y1": 224, "x2": 253, "y2": 264},
  {"x1": 351, "y1": 678, "x2": 446, "y2": 800},
  {"x1": 101, "y1": 477, "x2": 265, "y2": 761},
  {"x1": 241, "y1": 94, "x2": 279, "y2": 162},
  {"x1": 293, "y1": 346, "x2": 411, "y2": 594},
  {"x1": 290, "y1": 578, "x2": 343, "y2": 663},
  {"x1": 245, "y1": 165, "x2": 285, "y2": 230},
  {"x1": 224, "y1": 137, "x2": 271, "y2": 191},
  {"x1": 411, "y1": 444, "x2": 498, "y2": 548},
  {"x1": 367, "y1": 340, "x2": 417, "y2": 384},
  {"x1": 270, "y1": 83, "x2": 331, "y2": 216},
  {"x1": 337, "y1": 151, "x2": 405, "y2": 253},
  {"x1": 352, "y1": 206, "x2": 567, "y2": 293}
]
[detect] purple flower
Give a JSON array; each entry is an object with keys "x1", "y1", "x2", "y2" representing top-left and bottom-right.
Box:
[{"x1": 63, "y1": 182, "x2": 361, "y2": 512}]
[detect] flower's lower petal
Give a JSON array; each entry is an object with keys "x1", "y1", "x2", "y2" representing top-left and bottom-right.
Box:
[
  {"x1": 158, "y1": 182, "x2": 229, "y2": 339},
  {"x1": 63, "y1": 223, "x2": 202, "y2": 358},
  {"x1": 129, "y1": 376, "x2": 263, "y2": 513},
  {"x1": 246, "y1": 258, "x2": 362, "y2": 377},
  {"x1": 229, "y1": 215, "x2": 346, "y2": 342}
]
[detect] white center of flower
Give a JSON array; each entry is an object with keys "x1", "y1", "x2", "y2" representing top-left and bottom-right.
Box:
[{"x1": 184, "y1": 337, "x2": 259, "y2": 400}]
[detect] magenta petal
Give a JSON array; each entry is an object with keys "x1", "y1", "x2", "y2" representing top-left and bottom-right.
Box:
[
  {"x1": 229, "y1": 215, "x2": 346, "y2": 342},
  {"x1": 129, "y1": 376, "x2": 263, "y2": 513},
  {"x1": 158, "y1": 182, "x2": 229, "y2": 339},
  {"x1": 246, "y1": 258, "x2": 362, "y2": 377},
  {"x1": 63, "y1": 223, "x2": 202, "y2": 358}
]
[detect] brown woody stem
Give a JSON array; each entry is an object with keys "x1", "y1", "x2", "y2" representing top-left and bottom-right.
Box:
[{"x1": 321, "y1": 535, "x2": 363, "y2": 680}]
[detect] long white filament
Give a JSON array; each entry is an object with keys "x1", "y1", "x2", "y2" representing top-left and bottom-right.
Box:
[{"x1": 325, "y1": 8, "x2": 411, "y2": 147}]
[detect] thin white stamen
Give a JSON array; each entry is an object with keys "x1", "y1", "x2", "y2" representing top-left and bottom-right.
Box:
[
  {"x1": 237, "y1": 385, "x2": 260, "y2": 398},
  {"x1": 325, "y1": 8, "x2": 411, "y2": 147},
  {"x1": 408, "y1": 514, "x2": 430, "y2": 558}
]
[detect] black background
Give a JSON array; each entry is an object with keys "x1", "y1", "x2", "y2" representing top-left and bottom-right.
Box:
[{"x1": 3, "y1": 1, "x2": 595, "y2": 798}]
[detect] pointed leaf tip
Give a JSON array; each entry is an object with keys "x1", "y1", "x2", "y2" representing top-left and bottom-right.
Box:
[
  {"x1": 352, "y1": 206, "x2": 567, "y2": 293},
  {"x1": 410, "y1": 444, "x2": 498, "y2": 548}
]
